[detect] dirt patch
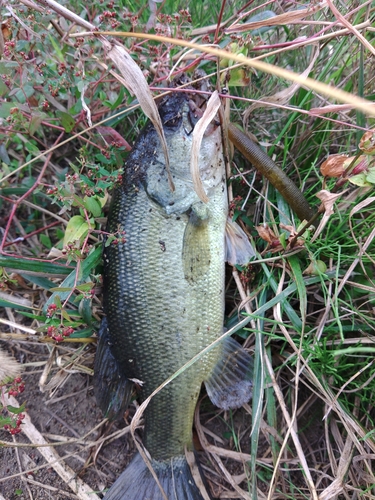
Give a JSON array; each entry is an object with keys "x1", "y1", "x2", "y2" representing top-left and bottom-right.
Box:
[{"x1": 0, "y1": 341, "x2": 135, "y2": 500}]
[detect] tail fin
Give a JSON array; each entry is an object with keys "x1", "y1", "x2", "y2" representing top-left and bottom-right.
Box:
[
  {"x1": 93, "y1": 318, "x2": 134, "y2": 420},
  {"x1": 103, "y1": 452, "x2": 211, "y2": 500}
]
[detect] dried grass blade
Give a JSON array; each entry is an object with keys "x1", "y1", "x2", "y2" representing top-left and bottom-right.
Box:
[
  {"x1": 244, "y1": 44, "x2": 319, "y2": 121},
  {"x1": 191, "y1": 90, "x2": 221, "y2": 202},
  {"x1": 107, "y1": 44, "x2": 173, "y2": 190},
  {"x1": 226, "y1": 1, "x2": 327, "y2": 33},
  {"x1": 89, "y1": 32, "x2": 375, "y2": 117},
  {"x1": 326, "y1": 0, "x2": 375, "y2": 57}
]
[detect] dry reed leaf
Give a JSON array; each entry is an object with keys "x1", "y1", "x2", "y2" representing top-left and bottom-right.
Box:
[
  {"x1": 310, "y1": 103, "x2": 357, "y2": 115},
  {"x1": 225, "y1": 1, "x2": 327, "y2": 33},
  {"x1": 191, "y1": 90, "x2": 221, "y2": 203},
  {"x1": 0, "y1": 318, "x2": 36, "y2": 334},
  {"x1": 107, "y1": 44, "x2": 172, "y2": 190},
  {"x1": 194, "y1": 402, "x2": 252, "y2": 500},
  {"x1": 265, "y1": 277, "x2": 319, "y2": 500},
  {"x1": 316, "y1": 190, "x2": 344, "y2": 216},
  {"x1": 310, "y1": 190, "x2": 346, "y2": 243},
  {"x1": 320, "y1": 435, "x2": 353, "y2": 499},
  {"x1": 348, "y1": 197, "x2": 375, "y2": 266}
]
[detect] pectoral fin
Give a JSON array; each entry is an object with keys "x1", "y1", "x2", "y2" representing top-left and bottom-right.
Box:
[
  {"x1": 225, "y1": 217, "x2": 256, "y2": 265},
  {"x1": 182, "y1": 211, "x2": 211, "y2": 283},
  {"x1": 93, "y1": 318, "x2": 134, "y2": 421},
  {"x1": 204, "y1": 336, "x2": 253, "y2": 410}
]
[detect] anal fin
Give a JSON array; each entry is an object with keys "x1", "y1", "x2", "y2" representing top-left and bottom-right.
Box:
[
  {"x1": 93, "y1": 317, "x2": 134, "y2": 421},
  {"x1": 204, "y1": 336, "x2": 253, "y2": 410}
]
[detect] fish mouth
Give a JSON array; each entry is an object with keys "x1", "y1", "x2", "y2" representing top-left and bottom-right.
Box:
[{"x1": 155, "y1": 73, "x2": 220, "y2": 137}]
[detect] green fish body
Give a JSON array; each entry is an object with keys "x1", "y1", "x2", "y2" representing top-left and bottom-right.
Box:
[{"x1": 94, "y1": 90, "x2": 253, "y2": 500}]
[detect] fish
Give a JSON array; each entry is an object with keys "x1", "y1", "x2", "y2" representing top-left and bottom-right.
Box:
[{"x1": 93, "y1": 79, "x2": 255, "y2": 500}]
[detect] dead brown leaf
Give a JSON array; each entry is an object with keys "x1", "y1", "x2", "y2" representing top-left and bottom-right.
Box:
[{"x1": 316, "y1": 190, "x2": 343, "y2": 215}]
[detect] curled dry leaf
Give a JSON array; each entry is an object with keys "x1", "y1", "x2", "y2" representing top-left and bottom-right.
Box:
[
  {"x1": 359, "y1": 129, "x2": 375, "y2": 155},
  {"x1": 279, "y1": 223, "x2": 298, "y2": 237},
  {"x1": 320, "y1": 154, "x2": 348, "y2": 177},
  {"x1": 316, "y1": 190, "x2": 344, "y2": 215},
  {"x1": 321, "y1": 154, "x2": 370, "y2": 178},
  {"x1": 191, "y1": 90, "x2": 221, "y2": 203},
  {"x1": 255, "y1": 224, "x2": 279, "y2": 246}
]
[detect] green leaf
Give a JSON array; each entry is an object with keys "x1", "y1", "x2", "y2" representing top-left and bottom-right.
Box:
[
  {"x1": 61, "y1": 309, "x2": 72, "y2": 321},
  {"x1": 365, "y1": 167, "x2": 375, "y2": 184},
  {"x1": 56, "y1": 111, "x2": 76, "y2": 133},
  {"x1": 0, "y1": 297, "x2": 32, "y2": 310},
  {"x1": 70, "y1": 327, "x2": 95, "y2": 339},
  {"x1": 43, "y1": 246, "x2": 101, "y2": 312},
  {"x1": 63, "y1": 215, "x2": 89, "y2": 246},
  {"x1": 48, "y1": 35, "x2": 65, "y2": 62},
  {"x1": 83, "y1": 195, "x2": 102, "y2": 218},
  {"x1": 226, "y1": 68, "x2": 250, "y2": 87},
  {"x1": 288, "y1": 254, "x2": 307, "y2": 320},
  {"x1": 40, "y1": 234, "x2": 52, "y2": 249},
  {"x1": 0, "y1": 255, "x2": 73, "y2": 275},
  {"x1": 14, "y1": 84, "x2": 34, "y2": 103},
  {"x1": 29, "y1": 112, "x2": 46, "y2": 135},
  {"x1": 76, "y1": 282, "x2": 94, "y2": 292},
  {"x1": 54, "y1": 295, "x2": 62, "y2": 308},
  {"x1": 349, "y1": 173, "x2": 371, "y2": 187},
  {"x1": 24, "y1": 141, "x2": 40, "y2": 155},
  {"x1": 7, "y1": 402, "x2": 26, "y2": 414},
  {"x1": 111, "y1": 85, "x2": 125, "y2": 110},
  {"x1": 79, "y1": 297, "x2": 92, "y2": 325}
]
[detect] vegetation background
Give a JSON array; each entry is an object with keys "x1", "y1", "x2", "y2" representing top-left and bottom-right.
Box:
[{"x1": 0, "y1": 0, "x2": 375, "y2": 499}]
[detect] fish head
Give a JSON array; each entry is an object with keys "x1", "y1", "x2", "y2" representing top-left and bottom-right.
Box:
[{"x1": 156, "y1": 89, "x2": 224, "y2": 192}]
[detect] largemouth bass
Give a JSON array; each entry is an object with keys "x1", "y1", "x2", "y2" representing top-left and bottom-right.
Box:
[{"x1": 94, "y1": 82, "x2": 254, "y2": 499}]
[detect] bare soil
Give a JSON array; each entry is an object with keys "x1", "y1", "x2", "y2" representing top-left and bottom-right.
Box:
[{"x1": 0, "y1": 341, "x2": 133, "y2": 500}]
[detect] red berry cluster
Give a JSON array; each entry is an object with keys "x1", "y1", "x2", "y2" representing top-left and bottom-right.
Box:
[
  {"x1": 229, "y1": 195, "x2": 243, "y2": 213},
  {"x1": 3, "y1": 413, "x2": 25, "y2": 435},
  {"x1": 46, "y1": 325, "x2": 74, "y2": 343},
  {"x1": 1, "y1": 377, "x2": 26, "y2": 435},
  {"x1": 6, "y1": 377, "x2": 25, "y2": 397},
  {"x1": 46, "y1": 303, "x2": 57, "y2": 318}
]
